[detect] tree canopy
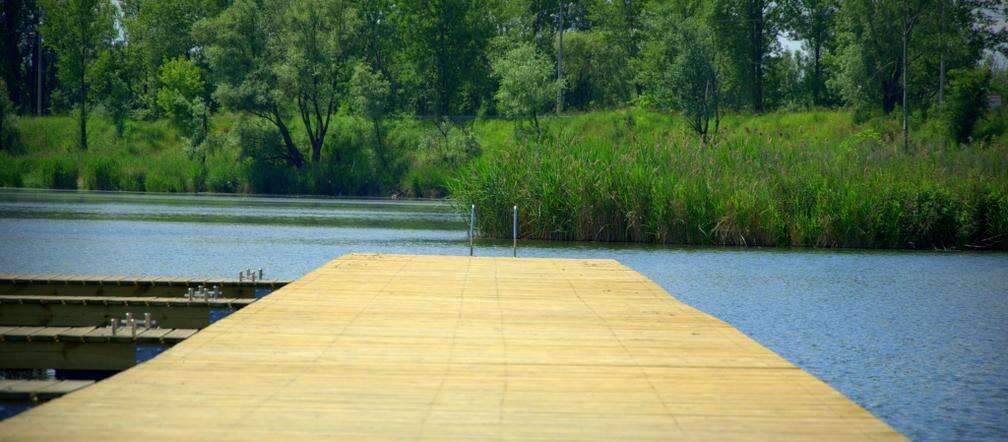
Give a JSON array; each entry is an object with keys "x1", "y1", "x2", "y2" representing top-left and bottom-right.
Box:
[{"x1": 0, "y1": 0, "x2": 1000, "y2": 156}]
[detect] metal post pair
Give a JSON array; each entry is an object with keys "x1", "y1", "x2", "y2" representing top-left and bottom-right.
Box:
[{"x1": 467, "y1": 204, "x2": 518, "y2": 258}]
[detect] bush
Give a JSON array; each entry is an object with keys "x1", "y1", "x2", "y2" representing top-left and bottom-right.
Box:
[
  {"x1": 0, "y1": 80, "x2": 19, "y2": 152},
  {"x1": 82, "y1": 155, "x2": 122, "y2": 190},
  {"x1": 0, "y1": 153, "x2": 27, "y2": 186},
  {"x1": 22, "y1": 156, "x2": 79, "y2": 189},
  {"x1": 205, "y1": 151, "x2": 241, "y2": 193},
  {"x1": 945, "y1": 68, "x2": 991, "y2": 143}
]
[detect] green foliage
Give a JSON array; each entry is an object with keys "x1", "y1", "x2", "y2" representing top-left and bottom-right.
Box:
[
  {"x1": 779, "y1": 0, "x2": 837, "y2": 106},
  {"x1": 23, "y1": 156, "x2": 79, "y2": 189},
  {"x1": 399, "y1": 0, "x2": 495, "y2": 116},
  {"x1": 667, "y1": 19, "x2": 720, "y2": 142},
  {"x1": 156, "y1": 57, "x2": 205, "y2": 108},
  {"x1": 350, "y1": 63, "x2": 391, "y2": 126},
  {"x1": 711, "y1": 0, "x2": 780, "y2": 112},
  {"x1": 81, "y1": 155, "x2": 121, "y2": 190},
  {"x1": 90, "y1": 47, "x2": 133, "y2": 137},
  {"x1": 490, "y1": 43, "x2": 562, "y2": 132},
  {"x1": 401, "y1": 122, "x2": 481, "y2": 197},
  {"x1": 0, "y1": 80, "x2": 19, "y2": 152},
  {"x1": 39, "y1": 0, "x2": 117, "y2": 149},
  {"x1": 453, "y1": 109, "x2": 1008, "y2": 250},
  {"x1": 944, "y1": 68, "x2": 991, "y2": 143},
  {"x1": 157, "y1": 57, "x2": 210, "y2": 153},
  {"x1": 200, "y1": 0, "x2": 356, "y2": 167},
  {"x1": 556, "y1": 31, "x2": 632, "y2": 110}
]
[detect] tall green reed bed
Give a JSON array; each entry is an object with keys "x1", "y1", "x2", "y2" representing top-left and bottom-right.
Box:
[{"x1": 453, "y1": 111, "x2": 1008, "y2": 250}]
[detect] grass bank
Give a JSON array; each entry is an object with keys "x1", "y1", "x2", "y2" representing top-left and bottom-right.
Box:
[
  {"x1": 0, "y1": 113, "x2": 472, "y2": 197},
  {"x1": 3, "y1": 109, "x2": 1005, "y2": 250},
  {"x1": 452, "y1": 110, "x2": 1008, "y2": 250}
]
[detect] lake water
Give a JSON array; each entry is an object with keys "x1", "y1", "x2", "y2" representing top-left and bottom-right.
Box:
[{"x1": 1, "y1": 188, "x2": 1006, "y2": 440}]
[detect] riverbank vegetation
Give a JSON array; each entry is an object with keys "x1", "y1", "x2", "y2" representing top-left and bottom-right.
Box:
[
  {"x1": 1, "y1": 0, "x2": 1005, "y2": 249},
  {"x1": 456, "y1": 110, "x2": 1008, "y2": 249}
]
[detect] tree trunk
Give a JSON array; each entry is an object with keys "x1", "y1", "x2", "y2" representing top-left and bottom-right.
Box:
[
  {"x1": 749, "y1": 0, "x2": 765, "y2": 113},
  {"x1": 311, "y1": 138, "x2": 322, "y2": 164},
  {"x1": 372, "y1": 118, "x2": 385, "y2": 163},
  {"x1": 938, "y1": 0, "x2": 945, "y2": 107},
  {"x1": 79, "y1": 59, "x2": 87, "y2": 150},
  {"x1": 276, "y1": 119, "x2": 306, "y2": 168},
  {"x1": 901, "y1": 0, "x2": 909, "y2": 151},
  {"x1": 813, "y1": 41, "x2": 822, "y2": 106},
  {"x1": 2, "y1": 0, "x2": 23, "y2": 111}
]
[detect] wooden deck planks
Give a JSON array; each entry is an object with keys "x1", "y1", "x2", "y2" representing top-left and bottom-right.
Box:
[{"x1": 0, "y1": 253, "x2": 902, "y2": 440}]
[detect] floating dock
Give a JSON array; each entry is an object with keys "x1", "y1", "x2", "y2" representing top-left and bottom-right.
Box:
[{"x1": 0, "y1": 254, "x2": 902, "y2": 439}]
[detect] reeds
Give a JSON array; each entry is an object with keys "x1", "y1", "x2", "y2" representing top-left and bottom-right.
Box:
[{"x1": 452, "y1": 110, "x2": 1007, "y2": 250}]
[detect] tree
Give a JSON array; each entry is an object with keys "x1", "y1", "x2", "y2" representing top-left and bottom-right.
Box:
[
  {"x1": 279, "y1": 0, "x2": 356, "y2": 164},
  {"x1": 91, "y1": 45, "x2": 133, "y2": 137},
  {"x1": 645, "y1": 17, "x2": 720, "y2": 143},
  {"x1": 400, "y1": 0, "x2": 494, "y2": 116},
  {"x1": 357, "y1": 0, "x2": 404, "y2": 111},
  {"x1": 587, "y1": 0, "x2": 650, "y2": 96},
  {"x1": 0, "y1": 79, "x2": 18, "y2": 150},
  {"x1": 39, "y1": 0, "x2": 115, "y2": 150},
  {"x1": 491, "y1": 43, "x2": 563, "y2": 134},
  {"x1": 944, "y1": 68, "x2": 990, "y2": 143},
  {"x1": 780, "y1": 0, "x2": 836, "y2": 106},
  {"x1": 350, "y1": 63, "x2": 391, "y2": 161},
  {"x1": 556, "y1": 30, "x2": 632, "y2": 109},
  {"x1": 120, "y1": 0, "x2": 225, "y2": 115},
  {"x1": 200, "y1": 0, "x2": 357, "y2": 168},
  {"x1": 712, "y1": 0, "x2": 780, "y2": 112},
  {"x1": 835, "y1": 0, "x2": 1002, "y2": 118},
  {"x1": 156, "y1": 57, "x2": 208, "y2": 152}
]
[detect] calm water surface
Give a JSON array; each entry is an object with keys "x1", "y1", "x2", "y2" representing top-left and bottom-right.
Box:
[{"x1": 1, "y1": 189, "x2": 1006, "y2": 440}]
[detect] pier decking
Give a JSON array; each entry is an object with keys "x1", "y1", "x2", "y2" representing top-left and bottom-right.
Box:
[{"x1": 0, "y1": 253, "x2": 902, "y2": 440}]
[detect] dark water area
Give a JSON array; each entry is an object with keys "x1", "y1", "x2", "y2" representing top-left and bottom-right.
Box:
[{"x1": 0, "y1": 189, "x2": 1006, "y2": 440}]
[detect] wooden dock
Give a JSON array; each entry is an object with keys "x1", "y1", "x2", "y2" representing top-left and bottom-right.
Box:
[
  {"x1": 0, "y1": 254, "x2": 902, "y2": 439},
  {"x1": 0, "y1": 380, "x2": 94, "y2": 403},
  {"x1": 0, "y1": 274, "x2": 288, "y2": 298}
]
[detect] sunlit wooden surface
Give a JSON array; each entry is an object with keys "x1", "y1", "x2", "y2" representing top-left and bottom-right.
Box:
[{"x1": 0, "y1": 253, "x2": 902, "y2": 440}]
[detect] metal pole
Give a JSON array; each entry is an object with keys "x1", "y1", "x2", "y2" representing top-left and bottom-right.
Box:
[
  {"x1": 513, "y1": 205, "x2": 517, "y2": 258},
  {"x1": 469, "y1": 204, "x2": 475, "y2": 256}
]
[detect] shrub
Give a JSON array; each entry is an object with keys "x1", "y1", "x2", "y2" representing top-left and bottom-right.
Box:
[
  {"x1": 0, "y1": 79, "x2": 18, "y2": 152},
  {"x1": 22, "y1": 156, "x2": 78, "y2": 189},
  {"x1": 82, "y1": 155, "x2": 122, "y2": 190},
  {"x1": 0, "y1": 153, "x2": 27, "y2": 186},
  {"x1": 944, "y1": 68, "x2": 991, "y2": 143}
]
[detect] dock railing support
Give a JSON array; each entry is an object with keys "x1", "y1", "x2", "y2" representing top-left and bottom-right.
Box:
[
  {"x1": 513, "y1": 205, "x2": 518, "y2": 257},
  {"x1": 469, "y1": 204, "x2": 475, "y2": 256}
]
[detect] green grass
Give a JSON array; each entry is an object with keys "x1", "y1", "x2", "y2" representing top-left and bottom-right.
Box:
[
  {"x1": 452, "y1": 109, "x2": 1008, "y2": 250},
  {"x1": 0, "y1": 113, "x2": 471, "y2": 197}
]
